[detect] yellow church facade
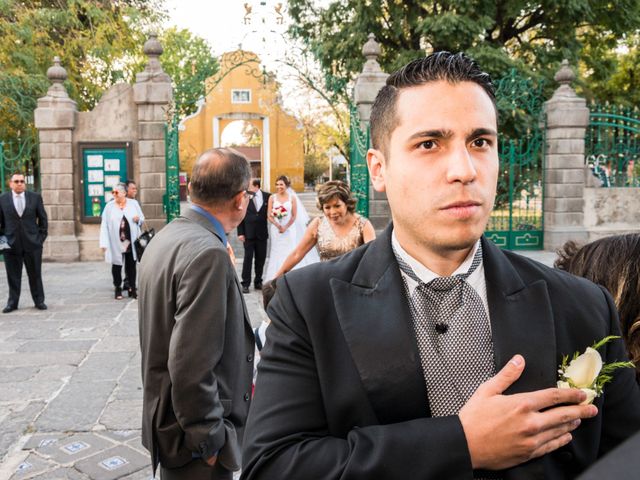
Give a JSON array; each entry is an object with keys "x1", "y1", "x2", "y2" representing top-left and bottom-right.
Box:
[{"x1": 179, "y1": 51, "x2": 305, "y2": 191}]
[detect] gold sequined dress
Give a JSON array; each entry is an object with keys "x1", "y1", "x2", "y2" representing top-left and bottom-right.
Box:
[{"x1": 315, "y1": 214, "x2": 367, "y2": 261}]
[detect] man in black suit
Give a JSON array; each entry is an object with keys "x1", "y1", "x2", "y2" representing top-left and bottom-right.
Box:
[
  {"x1": 241, "y1": 53, "x2": 640, "y2": 479},
  {"x1": 237, "y1": 178, "x2": 270, "y2": 293},
  {"x1": 0, "y1": 173, "x2": 48, "y2": 313}
]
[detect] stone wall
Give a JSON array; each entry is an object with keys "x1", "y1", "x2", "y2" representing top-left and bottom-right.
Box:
[{"x1": 583, "y1": 187, "x2": 640, "y2": 240}]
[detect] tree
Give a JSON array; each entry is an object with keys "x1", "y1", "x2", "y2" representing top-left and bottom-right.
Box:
[
  {"x1": 287, "y1": 0, "x2": 640, "y2": 102},
  {"x1": 159, "y1": 27, "x2": 219, "y2": 120}
]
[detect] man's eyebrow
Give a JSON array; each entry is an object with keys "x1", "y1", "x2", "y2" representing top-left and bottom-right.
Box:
[
  {"x1": 467, "y1": 128, "x2": 498, "y2": 140},
  {"x1": 407, "y1": 129, "x2": 453, "y2": 141}
]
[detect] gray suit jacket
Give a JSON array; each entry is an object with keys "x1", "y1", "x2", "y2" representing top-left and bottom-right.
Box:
[{"x1": 139, "y1": 208, "x2": 254, "y2": 476}]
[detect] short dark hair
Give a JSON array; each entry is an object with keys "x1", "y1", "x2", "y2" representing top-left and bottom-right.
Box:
[
  {"x1": 190, "y1": 148, "x2": 251, "y2": 206},
  {"x1": 555, "y1": 234, "x2": 640, "y2": 380},
  {"x1": 370, "y1": 51, "x2": 496, "y2": 155},
  {"x1": 252, "y1": 178, "x2": 261, "y2": 188},
  {"x1": 275, "y1": 175, "x2": 291, "y2": 187},
  {"x1": 125, "y1": 179, "x2": 136, "y2": 187},
  {"x1": 316, "y1": 180, "x2": 357, "y2": 213}
]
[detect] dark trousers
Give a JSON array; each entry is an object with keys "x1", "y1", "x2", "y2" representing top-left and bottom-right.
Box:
[
  {"x1": 160, "y1": 459, "x2": 232, "y2": 480},
  {"x1": 111, "y1": 250, "x2": 136, "y2": 289},
  {"x1": 241, "y1": 238, "x2": 267, "y2": 287},
  {"x1": 3, "y1": 248, "x2": 45, "y2": 307}
]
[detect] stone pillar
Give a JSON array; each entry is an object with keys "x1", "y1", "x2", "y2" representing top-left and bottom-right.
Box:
[
  {"x1": 34, "y1": 57, "x2": 80, "y2": 261},
  {"x1": 134, "y1": 33, "x2": 172, "y2": 231},
  {"x1": 543, "y1": 60, "x2": 590, "y2": 250},
  {"x1": 353, "y1": 34, "x2": 390, "y2": 230}
]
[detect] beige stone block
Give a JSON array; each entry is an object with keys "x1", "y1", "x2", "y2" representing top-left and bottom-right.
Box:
[
  {"x1": 140, "y1": 156, "x2": 166, "y2": 174},
  {"x1": 58, "y1": 190, "x2": 75, "y2": 205},
  {"x1": 139, "y1": 188, "x2": 165, "y2": 204},
  {"x1": 546, "y1": 184, "x2": 583, "y2": 198},
  {"x1": 545, "y1": 127, "x2": 587, "y2": 140},
  {"x1": 544, "y1": 211, "x2": 584, "y2": 227},
  {"x1": 545, "y1": 107, "x2": 589, "y2": 129},
  {"x1": 369, "y1": 199, "x2": 391, "y2": 216},
  {"x1": 545, "y1": 154, "x2": 585, "y2": 170},
  {"x1": 38, "y1": 130, "x2": 72, "y2": 143},
  {"x1": 41, "y1": 190, "x2": 59, "y2": 205},
  {"x1": 55, "y1": 143, "x2": 72, "y2": 159},
  {"x1": 133, "y1": 82, "x2": 172, "y2": 105},
  {"x1": 40, "y1": 158, "x2": 73, "y2": 175},
  {"x1": 137, "y1": 104, "x2": 169, "y2": 122},
  {"x1": 544, "y1": 169, "x2": 585, "y2": 184},
  {"x1": 138, "y1": 122, "x2": 165, "y2": 140},
  {"x1": 144, "y1": 218, "x2": 168, "y2": 232},
  {"x1": 544, "y1": 197, "x2": 584, "y2": 213},
  {"x1": 39, "y1": 143, "x2": 56, "y2": 158},
  {"x1": 139, "y1": 140, "x2": 165, "y2": 157},
  {"x1": 543, "y1": 226, "x2": 588, "y2": 251},
  {"x1": 141, "y1": 203, "x2": 165, "y2": 221},
  {"x1": 34, "y1": 107, "x2": 76, "y2": 130},
  {"x1": 47, "y1": 220, "x2": 76, "y2": 236},
  {"x1": 139, "y1": 173, "x2": 165, "y2": 189},
  {"x1": 40, "y1": 173, "x2": 73, "y2": 191},
  {"x1": 43, "y1": 235, "x2": 80, "y2": 262},
  {"x1": 547, "y1": 139, "x2": 585, "y2": 155}
]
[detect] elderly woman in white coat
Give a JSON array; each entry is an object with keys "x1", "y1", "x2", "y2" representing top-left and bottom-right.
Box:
[{"x1": 99, "y1": 183, "x2": 144, "y2": 299}]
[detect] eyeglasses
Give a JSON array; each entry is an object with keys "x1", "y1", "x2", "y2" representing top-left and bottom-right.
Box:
[
  {"x1": 242, "y1": 189, "x2": 256, "y2": 199},
  {"x1": 12, "y1": 180, "x2": 25, "y2": 184}
]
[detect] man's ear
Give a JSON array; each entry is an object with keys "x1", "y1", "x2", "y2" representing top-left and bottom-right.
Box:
[
  {"x1": 367, "y1": 148, "x2": 387, "y2": 193},
  {"x1": 233, "y1": 191, "x2": 245, "y2": 210}
]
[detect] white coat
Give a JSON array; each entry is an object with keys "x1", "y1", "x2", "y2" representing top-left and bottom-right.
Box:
[{"x1": 99, "y1": 199, "x2": 144, "y2": 265}]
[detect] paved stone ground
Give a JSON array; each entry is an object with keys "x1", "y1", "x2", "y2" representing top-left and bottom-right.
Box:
[
  {"x1": 0, "y1": 244, "x2": 555, "y2": 480},
  {"x1": 0, "y1": 260, "x2": 267, "y2": 480}
]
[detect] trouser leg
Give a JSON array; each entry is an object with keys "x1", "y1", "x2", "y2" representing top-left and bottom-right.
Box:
[
  {"x1": 112, "y1": 263, "x2": 122, "y2": 288},
  {"x1": 241, "y1": 239, "x2": 256, "y2": 287},
  {"x1": 160, "y1": 459, "x2": 231, "y2": 480},
  {"x1": 254, "y1": 239, "x2": 267, "y2": 286},
  {"x1": 3, "y1": 252, "x2": 23, "y2": 307},
  {"x1": 124, "y1": 250, "x2": 136, "y2": 288},
  {"x1": 23, "y1": 248, "x2": 44, "y2": 305}
]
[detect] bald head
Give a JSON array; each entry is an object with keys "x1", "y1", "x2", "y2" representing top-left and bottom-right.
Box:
[{"x1": 189, "y1": 148, "x2": 252, "y2": 207}]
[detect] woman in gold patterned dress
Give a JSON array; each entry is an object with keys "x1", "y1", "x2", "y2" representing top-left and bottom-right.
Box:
[{"x1": 274, "y1": 180, "x2": 376, "y2": 277}]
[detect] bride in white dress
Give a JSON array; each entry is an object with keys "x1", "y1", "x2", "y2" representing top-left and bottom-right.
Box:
[{"x1": 264, "y1": 175, "x2": 319, "y2": 280}]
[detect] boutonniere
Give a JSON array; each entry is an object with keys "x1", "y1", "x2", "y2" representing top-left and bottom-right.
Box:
[{"x1": 557, "y1": 335, "x2": 635, "y2": 404}]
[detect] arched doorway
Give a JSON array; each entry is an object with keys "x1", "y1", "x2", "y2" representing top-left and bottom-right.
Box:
[{"x1": 221, "y1": 120, "x2": 263, "y2": 179}]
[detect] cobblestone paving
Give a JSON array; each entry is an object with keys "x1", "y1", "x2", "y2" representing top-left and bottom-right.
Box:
[{"x1": 0, "y1": 260, "x2": 267, "y2": 480}]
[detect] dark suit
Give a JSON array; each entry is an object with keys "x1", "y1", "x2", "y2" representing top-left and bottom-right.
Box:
[
  {"x1": 139, "y1": 209, "x2": 254, "y2": 479},
  {"x1": 0, "y1": 190, "x2": 47, "y2": 308},
  {"x1": 242, "y1": 225, "x2": 640, "y2": 479},
  {"x1": 237, "y1": 190, "x2": 270, "y2": 288}
]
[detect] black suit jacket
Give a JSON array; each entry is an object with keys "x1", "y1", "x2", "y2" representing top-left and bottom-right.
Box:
[
  {"x1": 0, "y1": 190, "x2": 48, "y2": 253},
  {"x1": 237, "y1": 191, "x2": 270, "y2": 241},
  {"x1": 139, "y1": 209, "x2": 255, "y2": 476},
  {"x1": 241, "y1": 225, "x2": 640, "y2": 480}
]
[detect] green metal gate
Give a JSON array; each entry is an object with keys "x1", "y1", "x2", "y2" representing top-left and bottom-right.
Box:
[
  {"x1": 485, "y1": 70, "x2": 545, "y2": 250},
  {"x1": 585, "y1": 104, "x2": 640, "y2": 187},
  {"x1": 0, "y1": 138, "x2": 39, "y2": 192},
  {"x1": 349, "y1": 103, "x2": 370, "y2": 218},
  {"x1": 163, "y1": 122, "x2": 181, "y2": 222}
]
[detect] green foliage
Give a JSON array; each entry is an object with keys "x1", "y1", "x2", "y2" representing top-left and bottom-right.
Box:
[
  {"x1": 288, "y1": 0, "x2": 640, "y2": 103},
  {"x1": 159, "y1": 27, "x2": 218, "y2": 120}
]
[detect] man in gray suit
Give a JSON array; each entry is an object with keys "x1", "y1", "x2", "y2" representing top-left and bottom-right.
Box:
[{"x1": 139, "y1": 148, "x2": 255, "y2": 479}]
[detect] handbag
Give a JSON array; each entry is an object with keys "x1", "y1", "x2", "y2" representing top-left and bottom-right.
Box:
[{"x1": 134, "y1": 225, "x2": 155, "y2": 260}]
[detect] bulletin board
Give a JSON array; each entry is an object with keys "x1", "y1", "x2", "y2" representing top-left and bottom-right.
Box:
[{"x1": 79, "y1": 142, "x2": 132, "y2": 223}]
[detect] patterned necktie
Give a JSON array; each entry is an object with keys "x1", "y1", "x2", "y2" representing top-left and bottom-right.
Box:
[
  {"x1": 16, "y1": 195, "x2": 25, "y2": 216},
  {"x1": 394, "y1": 243, "x2": 496, "y2": 417}
]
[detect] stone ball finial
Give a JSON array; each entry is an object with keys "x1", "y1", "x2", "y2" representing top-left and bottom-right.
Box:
[
  {"x1": 362, "y1": 33, "x2": 381, "y2": 61},
  {"x1": 554, "y1": 59, "x2": 575, "y2": 86},
  {"x1": 46, "y1": 56, "x2": 67, "y2": 84},
  {"x1": 143, "y1": 32, "x2": 163, "y2": 57}
]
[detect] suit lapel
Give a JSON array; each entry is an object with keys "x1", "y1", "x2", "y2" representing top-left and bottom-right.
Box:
[
  {"x1": 331, "y1": 226, "x2": 429, "y2": 424},
  {"x1": 482, "y1": 237, "x2": 557, "y2": 394},
  {"x1": 483, "y1": 237, "x2": 555, "y2": 479}
]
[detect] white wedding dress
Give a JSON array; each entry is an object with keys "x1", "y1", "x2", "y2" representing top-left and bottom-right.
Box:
[{"x1": 264, "y1": 190, "x2": 319, "y2": 281}]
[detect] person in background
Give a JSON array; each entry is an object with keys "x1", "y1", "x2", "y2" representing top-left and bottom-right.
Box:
[
  {"x1": 555, "y1": 234, "x2": 640, "y2": 381},
  {"x1": 99, "y1": 183, "x2": 143, "y2": 299},
  {"x1": 139, "y1": 148, "x2": 255, "y2": 480},
  {"x1": 274, "y1": 180, "x2": 375, "y2": 278},
  {"x1": 0, "y1": 173, "x2": 48, "y2": 312},
  {"x1": 237, "y1": 178, "x2": 271, "y2": 293},
  {"x1": 123, "y1": 179, "x2": 143, "y2": 292}
]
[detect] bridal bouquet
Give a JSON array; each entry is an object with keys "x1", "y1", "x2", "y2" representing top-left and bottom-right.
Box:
[
  {"x1": 557, "y1": 335, "x2": 635, "y2": 404},
  {"x1": 272, "y1": 205, "x2": 287, "y2": 220}
]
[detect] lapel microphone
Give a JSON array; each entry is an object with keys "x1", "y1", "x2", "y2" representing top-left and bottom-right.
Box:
[{"x1": 434, "y1": 323, "x2": 448, "y2": 334}]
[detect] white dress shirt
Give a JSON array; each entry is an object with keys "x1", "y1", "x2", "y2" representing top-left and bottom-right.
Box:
[
  {"x1": 254, "y1": 190, "x2": 263, "y2": 211},
  {"x1": 12, "y1": 191, "x2": 25, "y2": 217}
]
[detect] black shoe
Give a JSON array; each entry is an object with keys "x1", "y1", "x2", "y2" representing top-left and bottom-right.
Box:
[
  {"x1": 2, "y1": 305, "x2": 16, "y2": 314},
  {"x1": 122, "y1": 281, "x2": 130, "y2": 291},
  {"x1": 242, "y1": 286, "x2": 250, "y2": 294},
  {"x1": 255, "y1": 283, "x2": 263, "y2": 290},
  {"x1": 128, "y1": 288, "x2": 137, "y2": 299},
  {"x1": 35, "y1": 303, "x2": 47, "y2": 310},
  {"x1": 115, "y1": 287, "x2": 123, "y2": 300}
]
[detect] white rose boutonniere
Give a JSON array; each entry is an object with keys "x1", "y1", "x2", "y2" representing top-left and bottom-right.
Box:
[{"x1": 558, "y1": 335, "x2": 635, "y2": 405}]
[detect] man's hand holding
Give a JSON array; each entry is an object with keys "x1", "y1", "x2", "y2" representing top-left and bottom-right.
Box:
[
  {"x1": 238, "y1": 235, "x2": 245, "y2": 243},
  {"x1": 459, "y1": 355, "x2": 598, "y2": 471}
]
